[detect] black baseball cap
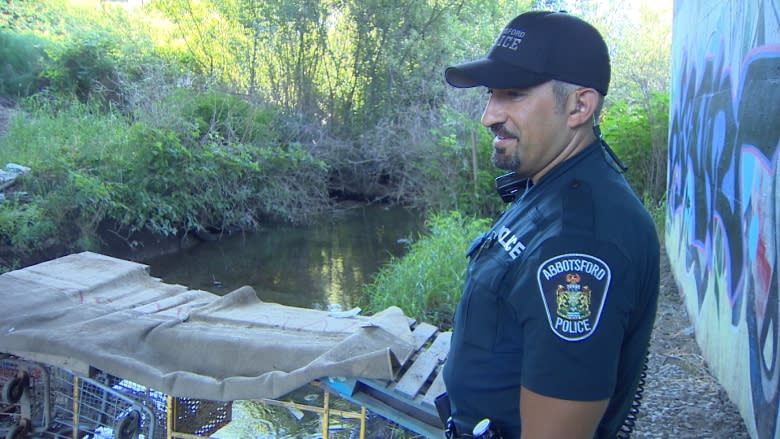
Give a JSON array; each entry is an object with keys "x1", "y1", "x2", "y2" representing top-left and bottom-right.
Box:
[{"x1": 444, "y1": 11, "x2": 611, "y2": 95}]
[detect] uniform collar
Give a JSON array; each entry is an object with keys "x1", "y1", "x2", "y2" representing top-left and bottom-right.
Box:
[{"x1": 526, "y1": 139, "x2": 603, "y2": 191}]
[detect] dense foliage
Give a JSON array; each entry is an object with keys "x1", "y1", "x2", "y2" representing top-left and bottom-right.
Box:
[
  {"x1": 0, "y1": 95, "x2": 330, "y2": 270},
  {"x1": 362, "y1": 211, "x2": 491, "y2": 329},
  {"x1": 0, "y1": 0, "x2": 671, "y2": 277},
  {"x1": 601, "y1": 91, "x2": 669, "y2": 205}
]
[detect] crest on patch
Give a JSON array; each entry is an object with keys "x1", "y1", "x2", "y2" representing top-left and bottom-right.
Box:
[{"x1": 537, "y1": 253, "x2": 611, "y2": 341}]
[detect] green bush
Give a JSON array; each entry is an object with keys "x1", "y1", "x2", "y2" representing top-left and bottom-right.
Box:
[
  {"x1": 111, "y1": 91, "x2": 330, "y2": 233},
  {"x1": 0, "y1": 200, "x2": 57, "y2": 272},
  {"x1": 181, "y1": 90, "x2": 278, "y2": 146},
  {"x1": 362, "y1": 211, "x2": 492, "y2": 329},
  {"x1": 644, "y1": 192, "x2": 667, "y2": 241},
  {"x1": 0, "y1": 99, "x2": 130, "y2": 258},
  {"x1": 428, "y1": 105, "x2": 504, "y2": 217},
  {"x1": 5, "y1": 97, "x2": 129, "y2": 166},
  {"x1": 108, "y1": 122, "x2": 192, "y2": 235},
  {"x1": 1, "y1": 0, "x2": 159, "y2": 106},
  {"x1": 110, "y1": 120, "x2": 329, "y2": 235},
  {"x1": 0, "y1": 1, "x2": 68, "y2": 35},
  {"x1": 0, "y1": 93, "x2": 331, "y2": 260},
  {"x1": 45, "y1": 33, "x2": 124, "y2": 104},
  {"x1": 601, "y1": 92, "x2": 669, "y2": 204},
  {"x1": 0, "y1": 31, "x2": 50, "y2": 98}
]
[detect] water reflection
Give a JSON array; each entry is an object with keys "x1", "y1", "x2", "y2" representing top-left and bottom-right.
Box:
[
  {"x1": 145, "y1": 205, "x2": 424, "y2": 310},
  {"x1": 217, "y1": 384, "x2": 369, "y2": 438},
  {"x1": 143, "y1": 205, "x2": 424, "y2": 438}
]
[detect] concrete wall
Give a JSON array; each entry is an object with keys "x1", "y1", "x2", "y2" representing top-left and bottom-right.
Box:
[{"x1": 667, "y1": 1, "x2": 780, "y2": 438}]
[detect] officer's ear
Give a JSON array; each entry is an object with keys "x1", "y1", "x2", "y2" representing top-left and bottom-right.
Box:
[{"x1": 567, "y1": 88, "x2": 599, "y2": 129}]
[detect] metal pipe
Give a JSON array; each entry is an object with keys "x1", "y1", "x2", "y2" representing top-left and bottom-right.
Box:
[
  {"x1": 322, "y1": 390, "x2": 330, "y2": 439},
  {"x1": 360, "y1": 406, "x2": 366, "y2": 439},
  {"x1": 167, "y1": 395, "x2": 174, "y2": 439}
]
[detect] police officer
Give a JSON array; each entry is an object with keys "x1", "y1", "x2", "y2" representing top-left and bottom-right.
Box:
[{"x1": 441, "y1": 11, "x2": 660, "y2": 439}]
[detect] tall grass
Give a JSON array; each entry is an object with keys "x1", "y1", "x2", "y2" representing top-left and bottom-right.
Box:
[
  {"x1": 1, "y1": 98, "x2": 129, "y2": 167},
  {"x1": 0, "y1": 100, "x2": 130, "y2": 269},
  {"x1": 362, "y1": 211, "x2": 491, "y2": 329},
  {"x1": 644, "y1": 192, "x2": 667, "y2": 244}
]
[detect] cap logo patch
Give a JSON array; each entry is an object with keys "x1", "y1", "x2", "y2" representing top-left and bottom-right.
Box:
[
  {"x1": 494, "y1": 28, "x2": 526, "y2": 51},
  {"x1": 537, "y1": 253, "x2": 610, "y2": 341}
]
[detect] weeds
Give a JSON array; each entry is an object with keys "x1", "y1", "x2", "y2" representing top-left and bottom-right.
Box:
[
  {"x1": 0, "y1": 92, "x2": 330, "y2": 271},
  {"x1": 362, "y1": 211, "x2": 491, "y2": 329}
]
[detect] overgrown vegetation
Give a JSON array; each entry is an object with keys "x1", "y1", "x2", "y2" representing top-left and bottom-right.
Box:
[
  {"x1": 0, "y1": 4, "x2": 672, "y2": 436},
  {"x1": 0, "y1": 32, "x2": 49, "y2": 97},
  {"x1": 0, "y1": 93, "x2": 331, "y2": 270},
  {"x1": 0, "y1": 0, "x2": 671, "y2": 279},
  {"x1": 361, "y1": 212, "x2": 492, "y2": 329},
  {"x1": 601, "y1": 92, "x2": 669, "y2": 206}
]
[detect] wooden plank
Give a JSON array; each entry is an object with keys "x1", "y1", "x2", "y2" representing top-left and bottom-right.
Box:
[
  {"x1": 421, "y1": 333, "x2": 451, "y2": 407},
  {"x1": 421, "y1": 366, "x2": 447, "y2": 408},
  {"x1": 394, "y1": 332, "x2": 451, "y2": 399},
  {"x1": 322, "y1": 330, "x2": 452, "y2": 437},
  {"x1": 412, "y1": 323, "x2": 438, "y2": 349},
  {"x1": 397, "y1": 322, "x2": 438, "y2": 367}
]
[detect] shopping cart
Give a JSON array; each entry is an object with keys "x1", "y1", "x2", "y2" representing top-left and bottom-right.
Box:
[
  {"x1": 1, "y1": 356, "x2": 51, "y2": 439},
  {"x1": 1, "y1": 354, "x2": 230, "y2": 439},
  {"x1": 44, "y1": 367, "x2": 156, "y2": 439},
  {"x1": 100, "y1": 376, "x2": 231, "y2": 439}
]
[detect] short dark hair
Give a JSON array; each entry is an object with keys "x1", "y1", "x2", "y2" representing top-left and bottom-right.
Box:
[
  {"x1": 551, "y1": 80, "x2": 605, "y2": 121},
  {"x1": 551, "y1": 80, "x2": 577, "y2": 113}
]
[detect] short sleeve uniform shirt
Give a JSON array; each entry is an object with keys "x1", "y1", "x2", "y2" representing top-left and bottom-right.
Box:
[{"x1": 442, "y1": 141, "x2": 660, "y2": 439}]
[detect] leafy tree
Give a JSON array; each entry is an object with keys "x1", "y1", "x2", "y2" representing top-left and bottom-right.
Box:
[
  {"x1": 151, "y1": 0, "x2": 242, "y2": 86},
  {"x1": 0, "y1": 0, "x2": 674, "y2": 269},
  {"x1": 601, "y1": 91, "x2": 669, "y2": 203}
]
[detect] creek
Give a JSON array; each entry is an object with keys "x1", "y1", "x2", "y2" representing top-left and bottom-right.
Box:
[
  {"x1": 139, "y1": 203, "x2": 425, "y2": 438},
  {"x1": 143, "y1": 204, "x2": 424, "y2": 310}
]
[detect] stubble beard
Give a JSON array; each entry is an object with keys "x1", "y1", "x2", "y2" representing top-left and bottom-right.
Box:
[
  {"x1": 490, "y1": 124, "x2": 522, "y2": 172},
  {"x1": 492, "y1": 147, "x2": 522, "y2": 172}
]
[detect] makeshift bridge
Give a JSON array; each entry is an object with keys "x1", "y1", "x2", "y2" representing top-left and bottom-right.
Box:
[{"x1": 0, "y1": 252, "x2": 451, "y2": 438}]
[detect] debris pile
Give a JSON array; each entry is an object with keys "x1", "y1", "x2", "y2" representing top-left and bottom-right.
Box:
[{"x1": 0, "y1": 163, "x2": 30, "y2": 203}]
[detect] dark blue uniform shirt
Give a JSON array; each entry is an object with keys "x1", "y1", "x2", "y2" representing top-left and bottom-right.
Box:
[{"x1": 442, "y1": 140, "x2": 660, "y2": 439}]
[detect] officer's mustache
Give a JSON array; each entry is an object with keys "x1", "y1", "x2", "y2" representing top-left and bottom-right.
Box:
[{"x1": 489, "y1": 124, "x2": 516, "y2": 139}]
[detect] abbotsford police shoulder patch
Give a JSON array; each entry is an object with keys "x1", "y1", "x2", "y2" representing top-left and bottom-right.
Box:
[{"x1": 537, "y1": 253, "x2": 611, "y2": 341}]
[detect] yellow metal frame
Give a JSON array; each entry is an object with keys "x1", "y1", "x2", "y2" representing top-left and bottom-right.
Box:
[{"x1": 71, "y1": 376, "x2": 80, "y2": 439}]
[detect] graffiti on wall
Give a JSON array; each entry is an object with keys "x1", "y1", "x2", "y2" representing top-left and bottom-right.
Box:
[{"x1": 667, "y1": 0, "x2": 780, "y2": 437}]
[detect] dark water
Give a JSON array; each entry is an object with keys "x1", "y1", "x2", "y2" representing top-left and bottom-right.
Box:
[{"x1": 144, "y1": 204, "x2": 425, "y2": 310}]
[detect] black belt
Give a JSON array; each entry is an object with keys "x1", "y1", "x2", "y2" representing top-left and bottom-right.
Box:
[
  {"x1": 444, "y1": 417, "x2": 503, "y2": 439},
  {"x1": 436, "y1": 393, "x2": 503, "y2": 439}
]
